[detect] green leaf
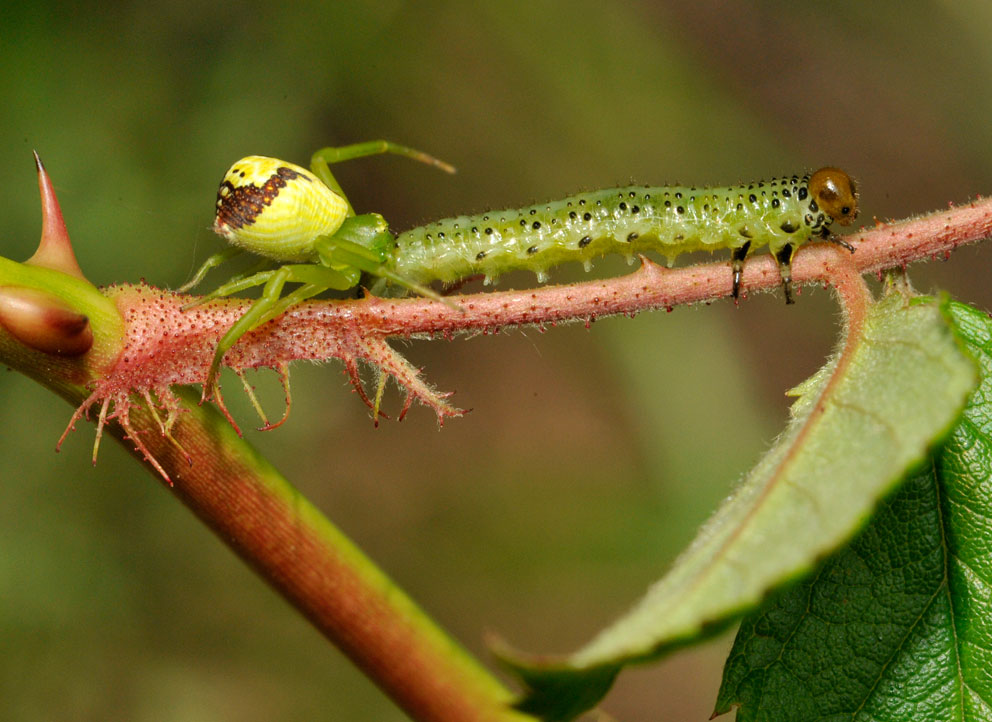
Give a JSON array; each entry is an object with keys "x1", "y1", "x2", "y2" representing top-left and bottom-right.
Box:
[
  {"x1": 715, "y1": 300, "x2": 992, "y2": 721},
  {"x1": 501, "y1": 292, "x2": 977, "y2": 721}
]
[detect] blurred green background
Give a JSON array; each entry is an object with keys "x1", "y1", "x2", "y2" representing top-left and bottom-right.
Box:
[{"x1": 2, "y1": 1, "x2": 991, "y2": 720}]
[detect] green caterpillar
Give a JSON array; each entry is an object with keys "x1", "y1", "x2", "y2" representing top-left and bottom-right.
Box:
[
  {"x1": 390, "y1": 169, "x2": 858, "y2": 299},
  {"x1": 183, "y1": 141, "x2": 858, "y2": 398}
]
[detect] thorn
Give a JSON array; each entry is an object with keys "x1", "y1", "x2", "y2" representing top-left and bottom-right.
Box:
[
  {"x1": 120, "y1": 417, "x2": 173, "y2": 486},
  {"x1": 92, "y1": 397, "x2": 111, "y2": 466},
  {"x1": 212, "y1": 383, "x2": 243, "y2": 437},
  {"x1": 26, "y1": 152, "x2": 87, "y2": 280},
  {"x1": 257, "y1": 363, "x2": 293, "y2": 431}
]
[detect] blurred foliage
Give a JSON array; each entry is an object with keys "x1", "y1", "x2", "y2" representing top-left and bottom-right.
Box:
[{"x1": 1, "y1": 2, "x2": 991, "y2": 720}]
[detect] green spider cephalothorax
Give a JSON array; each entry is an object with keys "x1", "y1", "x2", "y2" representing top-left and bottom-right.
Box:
[{"x1": 180, "y1": 141, "x2": 458, "y2": 404}]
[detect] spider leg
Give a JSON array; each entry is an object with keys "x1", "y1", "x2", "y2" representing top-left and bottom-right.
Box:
[
  {"x1": 177, "y1": 247, "x2": 244, "y2": 292},
  {"x1": 182, "y1": 269, "x2": 277, "y2": 311},
  {"x1": 310, "y1": 141, "x2": 454, "y2": 216},
  {"x1": 312, "y1": 140, "x2": 454, "y2": 173},
  {"x1": 201, "y1": 264, "x2": 355, "y2": 402},
  {"x1": 201, "y1": 265, "x2": 291, "y2": 402}
]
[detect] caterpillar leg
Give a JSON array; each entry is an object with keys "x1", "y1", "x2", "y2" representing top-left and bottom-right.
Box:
[
  {"x1": 774, "y1": 243, "x2": 797, "y2": 305},
  {"x1": 730, "y1": 241, "x2": 752, "y2": 300},
  {"x1": 441, "y1": 275, "x2": 485, "y2": 295},
  {"x1": 310, "y1": 141, "x2": 455, "y2": 216},
  {"x1": 823, "y1": 230, "x2": 856, "y2": 253}
]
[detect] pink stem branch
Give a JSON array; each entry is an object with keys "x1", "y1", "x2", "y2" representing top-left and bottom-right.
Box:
[{"x1": 272, "y1": 195, "x2": 992, "y2": 339}]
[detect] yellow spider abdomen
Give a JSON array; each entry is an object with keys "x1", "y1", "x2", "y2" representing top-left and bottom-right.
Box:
[{"x1": 213, "y1": 156, "x2": 349, "y2": 262}]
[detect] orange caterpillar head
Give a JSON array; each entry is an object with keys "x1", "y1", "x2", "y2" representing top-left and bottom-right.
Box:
[{"x1": 809, "y1": 168, "x2": 858, "y2": 226}]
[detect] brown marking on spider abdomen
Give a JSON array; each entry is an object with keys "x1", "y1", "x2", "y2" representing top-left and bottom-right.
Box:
[{"x1": 214, "y1": 166, "x2": 306, "y2": 232}]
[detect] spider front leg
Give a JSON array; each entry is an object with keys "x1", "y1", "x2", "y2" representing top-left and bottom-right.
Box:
[
  {"x1": 309, "y1": 140, "x2": 455, "y2": 216},
  {"x1": 177, "y1": 247, "x2": 245, "y2": 293},
  {"x1": 201, "y1": 262, "x2": 358, "y2": 403},
  {"x1": 180, "y1": 257, "x2": 278, "y2": 311}
]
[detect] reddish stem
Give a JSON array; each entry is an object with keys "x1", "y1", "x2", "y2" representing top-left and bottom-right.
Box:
[
  {"x1": 262, "y1": 195, "x2": 992, "y2": 339},
  {"x1": 102, "y1": 394, "x2": 531, "y2": 722},
  {"x1": 21, "y1": 195, "x2": 992, "y2": 722}
]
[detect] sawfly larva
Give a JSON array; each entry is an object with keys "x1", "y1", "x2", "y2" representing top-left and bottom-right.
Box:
[
  {"x1": 183, "y1": 142, "x2": 858, "y2": 401},
  {"x1": 388, "y1": 168, "x2": 858, "y2": 301}
]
